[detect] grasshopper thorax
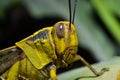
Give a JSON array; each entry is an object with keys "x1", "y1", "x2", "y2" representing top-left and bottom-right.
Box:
[{"x1": 52, "y1": 21, "x2": 78, "y2": 64}]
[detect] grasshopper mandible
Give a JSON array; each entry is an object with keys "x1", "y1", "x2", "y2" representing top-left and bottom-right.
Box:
[{"x1": 0, "y1": 0, "x2": 109, "y2": 80}]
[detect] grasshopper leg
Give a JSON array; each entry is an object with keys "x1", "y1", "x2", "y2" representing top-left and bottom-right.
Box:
[
  {"x1": 74, "y1": 55, "x2": 109, "y2": 76},
  {"x1": 0, "y1": 76, "x2": 5, "y2": 80},
  {"x1": 49, "y1": 65, "x2": 57, "y2": 80}
]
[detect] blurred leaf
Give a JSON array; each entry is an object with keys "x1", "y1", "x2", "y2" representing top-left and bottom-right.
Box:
[
  {"x1": 58, "y1": 57, "x2": 120, "y2": 80},
  {"x1": 22, "y1": 0, "x2": 116, "y2": 61},
  {"x1": 74, "y1": 0, "x2": 115, "y2": 61},
  {"x1": 0, "y1": 0, "x2": 21, "y2": 19},
  {"x1": 91, "y1": 0, "x2": 120, "y2": 43}
]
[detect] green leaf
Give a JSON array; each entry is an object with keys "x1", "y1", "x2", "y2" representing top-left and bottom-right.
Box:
[
  {"x1": 91, "y1": 0, "x2": 120, "y2": 43},
  {"x1": 58, "y1": 57, "x2": 120, "y2": 80}
]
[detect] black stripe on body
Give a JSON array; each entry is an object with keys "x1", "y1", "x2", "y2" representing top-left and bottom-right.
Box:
[{"x1": 30, "y1": 30, "x2": 48, "y2": 41}]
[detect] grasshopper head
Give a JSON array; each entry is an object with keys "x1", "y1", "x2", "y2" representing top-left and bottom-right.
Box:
[{"x1": 52, "y1": 21, "x2": 78, "y2": 64}]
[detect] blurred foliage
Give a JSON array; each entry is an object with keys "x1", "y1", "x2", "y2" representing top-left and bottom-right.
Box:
[
  {"x1": 0, "y1": 0, "x2": 119, "y2": 64},
  {"x1": 0, "y1": 0, "x2": 21, "y2": 19},
  {"x1": 91, "y1": 0, "x2": 120, "y2": 44},
  {"x1": 58, "y1": 57, "x2": 120, "y2": 80}
]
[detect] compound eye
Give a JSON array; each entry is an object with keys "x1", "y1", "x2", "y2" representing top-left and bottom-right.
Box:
[{"x1": 56, "y1": 23, "x2": 65, "y2": 38}]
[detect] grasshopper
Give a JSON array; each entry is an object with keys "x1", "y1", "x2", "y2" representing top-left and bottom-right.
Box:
[{"x1": 0, "y1": 0, "x2": 109, "y2": 80}]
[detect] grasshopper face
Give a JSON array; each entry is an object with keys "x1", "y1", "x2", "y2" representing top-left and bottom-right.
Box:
[{"x1": 52, "y1": 21, "x2": 78, "y2": 64}]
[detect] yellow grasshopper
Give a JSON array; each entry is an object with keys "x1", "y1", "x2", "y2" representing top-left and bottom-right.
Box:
[{"x1": 0, "y1": 0, "x2": 109, "y2": 80}]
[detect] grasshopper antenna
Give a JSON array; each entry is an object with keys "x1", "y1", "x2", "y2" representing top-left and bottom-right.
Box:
[
  {"x1": 68, "y1": 0, "x2": 72, "y2": 29},
  {"x1": 72, "y1": 0, "x2": 77, "y2": 24},
  {"x1": 68, "y1": 0, "x2": 78, "y2": 29}
]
